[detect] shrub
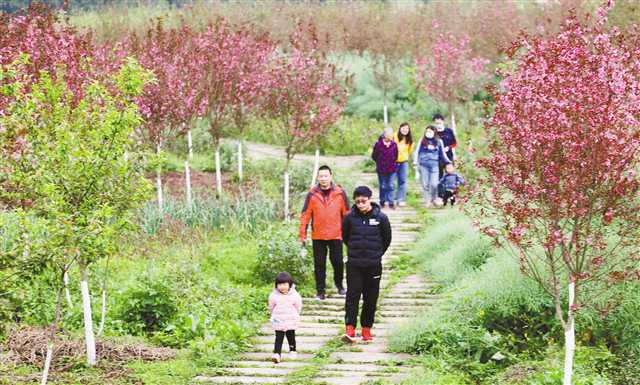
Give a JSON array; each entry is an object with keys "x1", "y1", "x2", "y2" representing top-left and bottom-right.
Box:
[
  {"x1": 254, "y1": 225, "x2": 312, "y2": 285},
  {"x1": 117, "y1": 276, "x2": 178, "y2": 334}
]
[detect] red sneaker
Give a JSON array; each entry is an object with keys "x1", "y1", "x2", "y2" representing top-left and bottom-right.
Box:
[
  {"x1": 342, "y1": 325, "x2": 356, "y2": 344},
  {"x1": 361, "y1": 327, "x2": 373, "y2": 342}
]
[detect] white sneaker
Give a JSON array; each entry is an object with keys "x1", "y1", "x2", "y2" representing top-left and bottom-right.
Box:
[
  {"x1": 398, "y1": 201, "x2": 407, "y2": 207},
  {"x1": 289, "y1": 351, "x2": 298, "y2": 360},
  {"x1": 271, "y1": 353, "x2": 281, "y2": 363}
]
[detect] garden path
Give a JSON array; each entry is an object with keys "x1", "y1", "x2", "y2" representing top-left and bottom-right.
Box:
[{"x1": 194, "y1": 145, "x2": 440, "y2": 384}]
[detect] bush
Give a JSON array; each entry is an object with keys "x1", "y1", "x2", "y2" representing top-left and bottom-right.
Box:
[
  {"x1": 117, "y1": 276, "x2": 178, "y2": 334},
  {"x1": 254, "y1": 225, "x2": 312, "y2": 285}
]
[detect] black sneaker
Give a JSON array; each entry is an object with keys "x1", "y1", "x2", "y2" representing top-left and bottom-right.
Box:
[
  {"x1": 337, "y1": 287, "x2": 347, "y2": 296},
  {"x1": 316, "y1": 293, "x2": 326, "y2": 300}
]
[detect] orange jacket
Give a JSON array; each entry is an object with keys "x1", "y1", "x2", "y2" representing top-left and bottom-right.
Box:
[{"x1": 299, "y1": 184, "x2": 350, "y2": 242}]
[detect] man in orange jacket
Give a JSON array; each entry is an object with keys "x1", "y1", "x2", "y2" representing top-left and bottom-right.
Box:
[{"x1": 300, "y1": 165, "x2": 350, "y2": 300}]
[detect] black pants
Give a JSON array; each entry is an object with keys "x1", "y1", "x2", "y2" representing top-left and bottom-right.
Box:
[
  {"x1": 442, "y1": 190, "x2": 457, "y2": 205},
  {"x1": 273, "y1": 330, "x2": 296, "y2": 354},
  {"x1": 344, "y1": 263, "x2": 382, "y2": 328},
  {"x1": 313, "y1": 240, "x2": 344, "y2": 293}
]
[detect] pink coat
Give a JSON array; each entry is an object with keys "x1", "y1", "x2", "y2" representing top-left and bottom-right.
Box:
[{"x1": 268, "y1": 285, "x2": 303, "y2": 331}]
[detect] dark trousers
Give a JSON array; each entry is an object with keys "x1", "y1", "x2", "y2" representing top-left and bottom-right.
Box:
[
  {"x1": 442, "y1": 190, "x2": 457, "y2": 205},
  {"x1": 344, "y1": 263, "x2": 382, "y2": 328},
  {"x1": 274, "y1": 330, "x2": 296, "y2": 354},
  {"x1": 313, "y1": 240, "x2": 344, "y2": 293}
]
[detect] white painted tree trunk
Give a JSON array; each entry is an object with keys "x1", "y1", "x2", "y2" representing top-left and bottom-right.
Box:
[
  {"x1": 563, "y1": 281, "x2": 576, "y2": 385},
  {"x1": 310, "y1": 148, "x2": 320, "y2": 187},
  {"x1": 185, "y1": 161, "x2": 192, "y2": 210},
  {"x1": 383, "y1": 103, "x2": 389, "y2": 128},
  {"x1": 80, "y1": 266, "x2": 96, "y2": 366},
  {"x1": 187, "y1": 130, "x2": 193, "y2": 160},
  {"x1": 215, "y1": 148, "x2": 222, "y2": 197},
  {"x1": 238, "y1": 141, "x2": 243, "y2": 182},
  {"x1": 284, "y1": 171, "x2": 290, "y2": 222},
  {"x1": 156, "y1": 144, "x2": 163, "y2": 214},
  {"x1": 63, "y1": 270, "x2": 72, "y2": 308},
  {"x1": 40, "y1": 343, "x2": 53, "y2": 385},
  {"x1": 451, "y1": 111, "x2": 457, "y2": 135},
  {"x1": 97, "y1": 288, "x2": 106, "y2": 336}
]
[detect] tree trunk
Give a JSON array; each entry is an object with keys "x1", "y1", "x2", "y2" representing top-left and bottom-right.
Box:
[
  {"x1": 215, "y1": 147, "x2": 222, "y2": 198},
  {"x1": 185, "y1": 161, "x2": 193, "y2": 210},
  {"x1": 310, "y1": 148, "x2": 320, "y2": 187},
  {"x1": 238, "y1": 141, "x2": 243, "y2": 182},
  {"x1": 187, "y1": 130, "x2": 193, "y2": 160},
  {"x1": 383, "y1": 103, "x2": 389, "y2": 128},
  {"x1": 41, "y1": 287, "x2": 63, "y2": 385},
  {"x1": 97, "y1": 257, "x2": 110, "y2": 337},
  {"x1": 97, "y1": 288, "x2": 106, "y2": 337},
  {"x1": 448, "y1": 104, "x2": 457, "y2": 134},
  {"x1": 156, "y1": 144, "x2": 163, "y2": 214},
  {"x1": 79, "y1": 264, "x2": 96, "y2": 366},
  {"x1": 63, "y1": 270, "x2": 72, "y2": 308},
  {"x1": 563, "y1": 281, "x2": 576, "y2": 385},
  {"x1": 284, "y1": 171, "x2": 290, "y2": 222}
]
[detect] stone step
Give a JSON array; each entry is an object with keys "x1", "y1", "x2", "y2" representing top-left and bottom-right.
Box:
[
  {"x1": 379, "y1": 298, "x2": 436, "y2": 305},
  {"x1": 194, "y1": 376, "x2": 284, "y2": 384},
  {"x1": 259, "y1": 326, "x2": 340, "y2": 337},
  {"x1": 321, "y1": 363, "x2": 408, "y2": 373},
  {"x1": 221, "y1": 367, "x2": 295, "y2": 376},
  {"x1": 254, "y1": 335, "x2": 332, "y2": 344},
  {"x1": 330, "y1": 351, "x2": 412, "y2": 363},
  {"x1": 314, "y1": 376, "x2": 381, "y2": 385},
  {"x1": 239, "y1": 352, "x2": 314, "y2": 361},
  {"x1": 232, "y1": 361, "x2": 307, "y2": 369},
  {"x1": 383, "y1": 293, "x2": 434, "y2": 299},
  {"x1": 299, "y1": 315, "x2": 342, "y2": 323},
  {"x1": 254, "y1": 342, "x2": 326, "y2": 353}
]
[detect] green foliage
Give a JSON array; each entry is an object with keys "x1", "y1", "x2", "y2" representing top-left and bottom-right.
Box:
[
  {"x1": 0, "y1": 57, "x2": 153, "y2": 281},
  {"x1": 138, "y1": 194, "x2": 278, "y2": 235},
  {"x1": 117, "y1": 276, "x2": 178, "y2": 334},
  {"x1": 392, "y1": 210, "x2": 640, "y2": 384},
  {"x1": 254, "y1": 224, "x2": 313, "y2": 285}
]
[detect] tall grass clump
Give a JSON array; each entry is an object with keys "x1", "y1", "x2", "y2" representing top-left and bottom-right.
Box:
[{"x1": 138, "y1": 194, "x2": 279, "y2": 235}]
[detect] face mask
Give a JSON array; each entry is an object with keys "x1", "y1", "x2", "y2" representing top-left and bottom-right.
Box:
[
  {"x1": 436, "y1": 123, "x2": 445, "y2": 131},
  {"x1": 425, "y1": 132, "x2": 434, "y2": 139}
]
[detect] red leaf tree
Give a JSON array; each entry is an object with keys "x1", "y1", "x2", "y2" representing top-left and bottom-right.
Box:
[
  {"x1": 194, "y1": 21, "x2": 274, "y2": 195},
  {"x1": 470, "y1": 6, "x2": 640, "y2": 384},
  {"x1": 261, "y1": 22, "x2": 348, "y2": 218},
  {"x1": 118, "y1": 21, "x2": 207, "y2": 210},
  {"x1": 0, "y1": 4, "x2": 96, "y2": 112},
  {"x1": 415, "y1": 24, "x2": 489, "y2": 129}
]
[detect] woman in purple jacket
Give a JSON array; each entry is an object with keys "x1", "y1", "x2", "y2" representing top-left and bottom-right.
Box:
[{"x1": 372, "y1": 127, "x2": 398, "y2": 209}]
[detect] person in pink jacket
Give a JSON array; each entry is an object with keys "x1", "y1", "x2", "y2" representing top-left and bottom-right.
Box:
[{"x1": 268, "y1": 272, "x2": 303, "y2": 363}]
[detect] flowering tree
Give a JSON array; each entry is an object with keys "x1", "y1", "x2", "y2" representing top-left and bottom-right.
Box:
[
  {"x1": 0, "y1": 4, "x2": 96, "y2": 112},
  {"x1": 261, "y1": 23, "x2": 347, "y2": 219},
  {"x1": 470, "y1": 6, "x2": 640, "y2": 384},
  {"x1": 415, "y1": 24, "x2": 489, "y2": 130},
  {"x1": 120, "y1": 21, "x2": 207, "y2": 210},
  {"x1": 195, "y1": 21, "x2": 273, "y2": 195}
]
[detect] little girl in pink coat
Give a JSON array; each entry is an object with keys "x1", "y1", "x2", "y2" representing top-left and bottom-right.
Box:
[{"x1": 268, "y1": 272, "x2": 303, "y2": 363}]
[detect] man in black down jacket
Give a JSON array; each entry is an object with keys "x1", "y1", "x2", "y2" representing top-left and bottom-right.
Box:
[{"x1": 341, "y1": 185, "x2": 392, "y2": 343}]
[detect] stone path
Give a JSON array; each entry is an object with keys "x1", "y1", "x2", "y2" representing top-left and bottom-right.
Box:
[{"x1": 194, "y1": 170, "x2": 438, "y2": 385}]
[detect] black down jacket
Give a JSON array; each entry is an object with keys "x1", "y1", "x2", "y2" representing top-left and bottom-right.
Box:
[{"x1": 341, "y1": 203, "x2": 392, "y2": 267}]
